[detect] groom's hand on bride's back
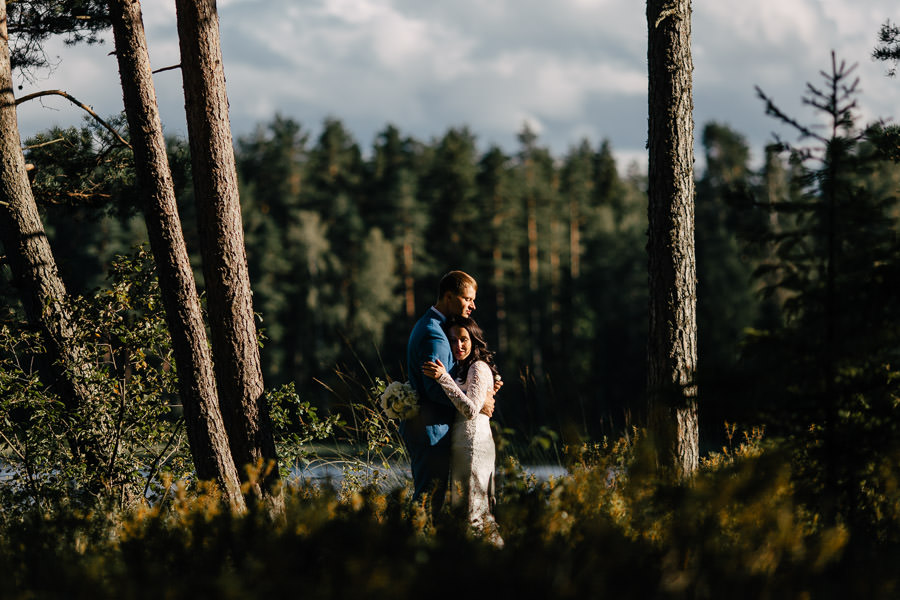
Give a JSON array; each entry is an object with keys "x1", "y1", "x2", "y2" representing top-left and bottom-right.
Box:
[
  {"x1": 480, "y1": 392, "x2": 495, "y2": 417},
  {"x1": 481, "y1": 379, "x2": 501, "y2": 417}
]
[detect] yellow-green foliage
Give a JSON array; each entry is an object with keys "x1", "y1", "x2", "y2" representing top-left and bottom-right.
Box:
[{"x1": 3, "y1": 430, "x2": 900, "y2": 599}]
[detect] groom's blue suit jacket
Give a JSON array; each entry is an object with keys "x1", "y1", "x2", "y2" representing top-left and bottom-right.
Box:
[{"x1": 405, "y1": 307, "x2": 456, "y2": 447}]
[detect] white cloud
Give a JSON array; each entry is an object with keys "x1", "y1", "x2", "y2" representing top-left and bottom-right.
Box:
[
  {"x1": 820, "y1": 0, "x2": 887, "y2": 39},
  {"x1": 139, "y1": 2, "x2": 176, "y2": 28},
  {"x1": 701, "y1": 0, "x2": 821, "y2": 48},
  {"x1": 10, "y1": 0, "x2": 900, "y2": 170}
]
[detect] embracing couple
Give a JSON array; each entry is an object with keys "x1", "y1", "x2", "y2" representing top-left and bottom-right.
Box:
[{"x1": 401, "y1": 270, "x2": 503, "y2": 544}]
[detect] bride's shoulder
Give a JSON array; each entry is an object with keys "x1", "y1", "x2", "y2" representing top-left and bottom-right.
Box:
[{"x1": 471, "y1": 360, "x2": 492, "y2": 377}]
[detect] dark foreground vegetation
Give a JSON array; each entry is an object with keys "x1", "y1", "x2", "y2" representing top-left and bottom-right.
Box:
[{"x1": 3, "y1": 430, "x2": 900, "y2": 599}]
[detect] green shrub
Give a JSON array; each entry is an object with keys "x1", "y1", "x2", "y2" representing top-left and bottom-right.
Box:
[
  {"x1": 4, "y1": 427, "x2": 900, "y2": 599},
  {"x1": 0, "y1": 247, "x2": 190, "y2": 513}
]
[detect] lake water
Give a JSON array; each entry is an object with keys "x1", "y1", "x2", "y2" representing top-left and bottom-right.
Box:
[
  {"x1": 0, "y1": 459, "x2": 568, "y2": 496},
  {"x1": 292, "y1": 461, "x2": 568, "y2": 491}
]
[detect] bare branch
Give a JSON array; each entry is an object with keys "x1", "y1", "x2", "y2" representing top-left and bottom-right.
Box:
[
  {"x1": 0, "y1": 429, "x2": 27, "y2": 462},
  {"x1": 14, "y1": 89, "x2": 131, "y2": 149},
  {"x1": 23, "y1": 137, "x2": 65, "y2": 150},
  {"x1": 756, "y1": 85, "x2": 827, "y2": 144},
  {"x1": 152, "y1": 63, "x2": 181, "y2": 74}
]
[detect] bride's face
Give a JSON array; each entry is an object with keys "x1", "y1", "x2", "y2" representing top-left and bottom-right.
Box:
[{"x1": 448, "y1": 326, "x2": 472, "y2": 361}]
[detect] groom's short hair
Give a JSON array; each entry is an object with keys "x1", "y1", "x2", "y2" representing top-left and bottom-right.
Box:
[{"x1": 438, "y1": 270, "x2": 477, "y2": 299}]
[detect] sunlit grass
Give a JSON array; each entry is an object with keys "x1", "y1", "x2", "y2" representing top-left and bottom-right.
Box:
[
  {"x1": 5, "y1": 346, "x2": 900, "y2": 598},
  {"x1": 5, "y1": 422, "x2": 900, "y2": 599}
]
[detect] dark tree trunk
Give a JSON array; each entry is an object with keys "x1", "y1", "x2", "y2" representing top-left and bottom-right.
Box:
[
  {"x1": 107, "y1": 0, "x2": 245, "y2": 511},
  {"x1": 402, "y1": 235, "x2": 415, "y2": 319},
  {"x1": 0, "y1": 0, "x2": 98, "y2": 467},
  {"x1": 526, "y1": 194, "x2": 543, "y2": 378},
  {"x1": 646, "y1": 0, "x2": 699, "y2": 478},
  {"x1": 491, "y1": 195, "x2": 508, "y2": 356},
  {"x1": 174, "y1": 0, "x2": 280, "y2": 498}
]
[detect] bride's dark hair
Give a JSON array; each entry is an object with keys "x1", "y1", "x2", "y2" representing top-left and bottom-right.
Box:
[{"x1": 444, "y1": 315, "x2": 499, "y2": 382}]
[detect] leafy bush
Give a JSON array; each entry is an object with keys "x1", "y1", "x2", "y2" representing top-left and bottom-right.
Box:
[
  {"x1": 4, "y1": 426, "x2": 900, "y2": 599},
  {"x1": 0, "y1": 247, "x2": 191, "y2": 512}
]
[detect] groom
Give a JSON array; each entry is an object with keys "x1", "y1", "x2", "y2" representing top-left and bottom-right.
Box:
[{"x1": 402, "y1": 270, "x2": 495, "y2": 510}]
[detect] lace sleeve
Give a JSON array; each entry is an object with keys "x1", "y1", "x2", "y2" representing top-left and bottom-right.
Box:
[{"x1": 435, "y1": 361, "x2": 492, "y2": 420}]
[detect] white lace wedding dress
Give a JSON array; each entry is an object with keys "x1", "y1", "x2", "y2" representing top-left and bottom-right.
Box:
[{"x1": 435, "y1": 360, "x2": 502, "y2": 544}]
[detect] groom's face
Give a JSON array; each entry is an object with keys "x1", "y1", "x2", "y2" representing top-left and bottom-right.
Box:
[{"x1": 446, "y1": 285, "x2": 476, "y2": 318}]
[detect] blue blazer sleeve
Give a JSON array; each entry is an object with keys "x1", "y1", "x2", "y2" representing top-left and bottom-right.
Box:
[
  {"x1": 407, "y1": 314, "x2": 454, "y2": 408},
  {"x1": 417, "y1": 324, "x2": 454, "y2": 407}
]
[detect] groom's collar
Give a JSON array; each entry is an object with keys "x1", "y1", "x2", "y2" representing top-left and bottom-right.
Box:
[{"x1": 429, "y1": 306, "x2": 447, "y2": 322}]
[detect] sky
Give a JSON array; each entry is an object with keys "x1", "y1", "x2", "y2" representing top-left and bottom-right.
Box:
[{"x1": 12, "y1": 0, "x2": 900, "y2": 174}]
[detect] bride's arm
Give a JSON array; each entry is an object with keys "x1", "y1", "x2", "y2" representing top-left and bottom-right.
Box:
[{"x1": 425, "y1": 361, "x2": 492, "y2": 420}]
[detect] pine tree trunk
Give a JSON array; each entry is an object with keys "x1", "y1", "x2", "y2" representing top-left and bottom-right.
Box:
[
  {"x1": 563, "y1": 191, "x2": 582, "y2": 379},
  {"x1": 174, "y1": 0, "x2": 280, "y2": 498},
  {"x1": 569, "y1": 196, "x2": 581, "y2": 280},
  {"x1": 108, "y1": 0, "x2": 245, "y2": 511},
  {"x1": 646, "y1": 0, "x2": 699, "y2": 478},
  {"x1": 526, "y1": 194, "x2": 543, "y2": 377},
  {"x1": 0, "y1": 1, "x2": 98, "y2": 467},
  {"x1": 549, "y1": 214, "x2": 562, "y2": 352},
  {"x1": 491, "y1": 195, "x2": 508, "y2": 355},
  {"x1": 402, "y1": 234, "x2": 415, "y2": 319}
]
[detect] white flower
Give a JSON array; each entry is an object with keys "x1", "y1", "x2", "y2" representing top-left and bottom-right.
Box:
[{"x1": 379, "y1": 380, "x2": 420, "y2": 420}]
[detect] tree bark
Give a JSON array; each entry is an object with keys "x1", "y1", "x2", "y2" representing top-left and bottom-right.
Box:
[
  {"x1": 402, "y1": 235, "x2": 414, "y2": 319},
  {"x1": 526, "y1": 192, "x2": 544, "y2": 378},
  {"x1": 646, "y1": 0, "x2": 699, "y2": 478},
  {"x1": 174, "y1": 0, "x2": 279, "y2": 497},
  {"x1": 107, "y1": 0, "x2": 245, "y2": 511},
  {"x1": 0, "y1": 0, "x2": 98, "y2": 467},
  {"x1": 491, "y1": 194, "x2": 508, "y2": 356},
  {"x1": 569, "y1": 195, "x2": 581, "y2": 280}
]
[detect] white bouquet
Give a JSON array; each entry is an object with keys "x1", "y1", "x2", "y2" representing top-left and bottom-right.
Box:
[{"x1": 379, "y1": 380, "x2": 420, "y2": 420}]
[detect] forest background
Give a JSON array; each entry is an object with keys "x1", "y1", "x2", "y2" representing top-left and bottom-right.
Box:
[
  {"x1": 8, "y1": 47, "x2": 900, "y2": 448},
  {"x1": 10, "y1": 111, "x2": 790, "y2": 449},
  {"x1": 8, "y1": 83, "x2": 899, "y2": 455}
]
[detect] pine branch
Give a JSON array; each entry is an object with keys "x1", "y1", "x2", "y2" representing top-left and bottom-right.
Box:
[{"x1": 756, "y1": 86, "x2": 826, "y2": 144}]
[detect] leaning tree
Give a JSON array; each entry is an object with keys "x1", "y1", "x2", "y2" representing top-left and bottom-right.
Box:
[
  {"x1": 107, "y1": 0, "x2": 245, "y2": 511},
  {"x1": 174, "y1": 0, "x2": 280, "y2": 501},
  {"x1": 0, "y1": 0, "x2": 104, "y2": 470}
]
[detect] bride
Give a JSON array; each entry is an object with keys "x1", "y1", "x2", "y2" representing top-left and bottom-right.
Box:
[{"x1": 423, "y1": 315, "x2": 502, "y2": 545}]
